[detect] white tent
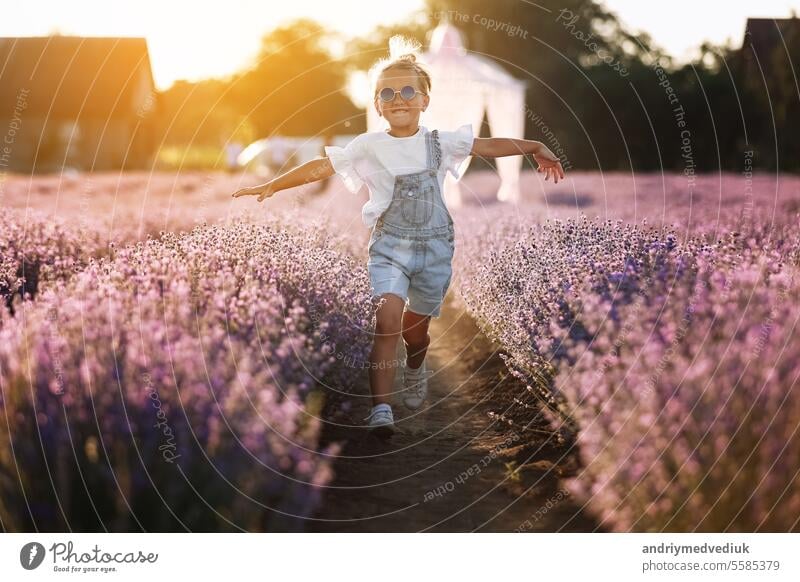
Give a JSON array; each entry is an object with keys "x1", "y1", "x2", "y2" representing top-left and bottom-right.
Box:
[{"x1": 367, "y1": 22, "x2": 528, "y2": 206}]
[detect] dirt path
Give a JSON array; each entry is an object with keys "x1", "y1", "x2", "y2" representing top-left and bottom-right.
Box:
[{"x1": 310, "y1": 293, "x2": 598, "y2": 532}]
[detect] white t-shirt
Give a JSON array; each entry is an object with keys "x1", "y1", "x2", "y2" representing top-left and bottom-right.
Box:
[{"x1": 324, "y1": 124, "x2": 474, "y2": 228}]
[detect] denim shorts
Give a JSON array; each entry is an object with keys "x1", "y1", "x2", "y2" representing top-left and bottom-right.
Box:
[{"x1": 367, "y1": 225, "x2": 455, "y2": 318}]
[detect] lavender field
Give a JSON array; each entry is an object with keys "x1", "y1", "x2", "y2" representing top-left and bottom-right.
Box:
[
  {"x1": 0, "y1": 186, "x2": 375, "y2": 530},
  {"x1": 1, "y1": 169, "x2": 799, "y2": 532}
]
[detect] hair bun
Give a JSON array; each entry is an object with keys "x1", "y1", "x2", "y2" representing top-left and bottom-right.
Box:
[{"x1": 388, "y1": 35, "x2": 422, "y2": 60}]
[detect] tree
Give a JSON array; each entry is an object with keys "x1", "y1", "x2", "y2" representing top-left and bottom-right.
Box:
[
  {"x1": 422, "y1": 0, "x2": 669, "y2": 171},
  {"x1": 226, "y1": 18, "x2": 363, "y2": 137}
]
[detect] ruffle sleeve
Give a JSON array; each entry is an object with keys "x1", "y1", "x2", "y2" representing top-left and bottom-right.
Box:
[
  {"x1": 324, "y1": 135, "x2": 367, "y2": 194},
  {"x1": 439, "y1": 123, "x2": 474, "y2": 180}
]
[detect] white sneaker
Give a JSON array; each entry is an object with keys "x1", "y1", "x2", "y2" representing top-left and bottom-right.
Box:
[
  {"x1": 364, "y1": 403, "x2": 395, "y2": 436},
  {"x1": 402, "y1": 359, "x2": 433, "y2": 410}
]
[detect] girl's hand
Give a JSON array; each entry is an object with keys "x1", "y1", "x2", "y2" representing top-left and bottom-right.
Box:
[
  {"x1": 532, "y1": 144, "x2": 566, "y2": 184},
  {"x1": 231, "y1": 183, "x2": 276, "y2": 202}
]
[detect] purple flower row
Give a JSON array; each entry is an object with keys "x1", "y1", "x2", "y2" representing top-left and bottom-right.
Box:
[
  {"x1": 0, "y1": 215, "x2": 375, "y2": 531},
  {"x1": 455, "y1": 212, "x2": 800, "y2": 531},
  {"x1": 0, "y1": 207, "x2": 106, "y2": 314}
]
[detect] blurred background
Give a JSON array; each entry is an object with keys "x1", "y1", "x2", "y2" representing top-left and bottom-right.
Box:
[{"x1": 0, "y1": 0, "x2": 798, "y2": 175}]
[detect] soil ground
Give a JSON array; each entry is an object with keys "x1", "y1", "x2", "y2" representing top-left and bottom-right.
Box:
[{"x1": 309, "y1": 292, "x2": 599, "y2": 532}]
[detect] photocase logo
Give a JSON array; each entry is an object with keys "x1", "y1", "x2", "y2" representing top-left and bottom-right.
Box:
[{"x1": 20, "y1": 542, "x2": 46, "y2": 570}]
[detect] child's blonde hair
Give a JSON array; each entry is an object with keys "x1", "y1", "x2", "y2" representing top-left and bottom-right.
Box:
[{"x1": 369, "y1": 35, "x2": 432, "y2": 100}]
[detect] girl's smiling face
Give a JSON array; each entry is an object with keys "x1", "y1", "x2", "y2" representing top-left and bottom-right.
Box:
[{"x1": 374, "y1": 72, "x2": 429, "y2": 128}]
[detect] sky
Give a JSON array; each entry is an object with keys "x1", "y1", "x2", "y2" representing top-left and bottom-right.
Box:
[
  {"x1": 600, "y1": 0, "x2": 799, "y2": 60},
  {"x1": 1, "y1": 0, "x2": 798, "y2": 91}
]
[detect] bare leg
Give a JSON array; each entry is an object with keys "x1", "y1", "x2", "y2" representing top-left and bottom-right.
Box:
[
  {"x1": 368, "y1": 293, "x2": 405, "y2": 406},
  {"x1": 402, "y1": 309, "x2": 431, "y2": 369}
]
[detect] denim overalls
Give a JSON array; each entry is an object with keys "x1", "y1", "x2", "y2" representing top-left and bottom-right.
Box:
[{"x1": 367, "y1": 128, "x2": 455, "y2": 318}]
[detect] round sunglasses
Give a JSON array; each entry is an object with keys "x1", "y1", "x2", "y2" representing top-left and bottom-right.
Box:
[{"x1": 377, "y1": 85, "x2": 426, "y2": 103}]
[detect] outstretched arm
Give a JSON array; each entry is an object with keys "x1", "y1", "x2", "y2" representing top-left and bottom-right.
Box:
[
  {"x1": 471, "y1": 138, "x2": 565, "y2": 183},
  {"x1": 232, "y1": 157, "x2": 336, "y2": 201}
]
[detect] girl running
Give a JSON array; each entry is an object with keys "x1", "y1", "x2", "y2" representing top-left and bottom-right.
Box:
[{"x1": 233, "y1": 36, "x2": 565, "y2": 437}]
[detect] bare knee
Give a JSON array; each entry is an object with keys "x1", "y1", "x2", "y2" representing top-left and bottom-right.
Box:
[
  {"x1": 374, "y1": 294, "x2": 404, "y2": 340},
  {"x1": 375, "y1": 314, "x2": 402, "y2": 339},
  {"x1": 402, "y1": 325, "x2": 429, "y2": 347}
]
